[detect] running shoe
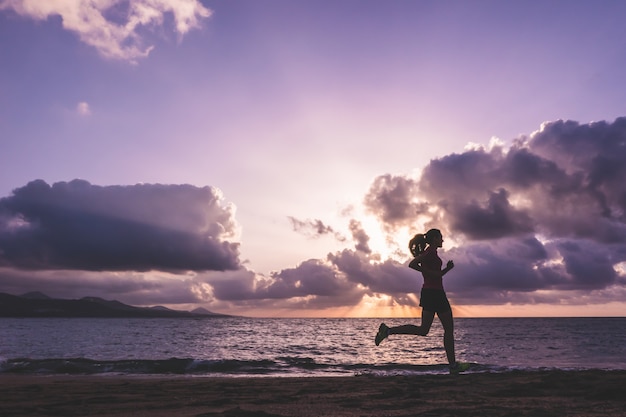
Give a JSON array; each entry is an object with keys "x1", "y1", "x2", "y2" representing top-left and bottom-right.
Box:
[
  {"x1": 374, "y1": 323, "x2": 389, "y2": 346},
  {"x1": 449, "y1": 361, "x2": 471, "y2": 374}
]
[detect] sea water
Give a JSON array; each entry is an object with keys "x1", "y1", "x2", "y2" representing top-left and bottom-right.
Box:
[{"x1": 1, "y1": 317, "x2": 625, "y2": 376}]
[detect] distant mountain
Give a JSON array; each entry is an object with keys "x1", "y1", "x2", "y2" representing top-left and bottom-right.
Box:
[
  {"x1": 191, "y1": 307, "x2": 225, "y2": 316},
  {"x1": 20, "y1": 291, "x2": 52, "y2": 300},
  {"x1": 149, "y1": 305, "x2": 175, "y2": 311},
  {"x1": 0, "y1": 292, "x2": 232, "y2": 318}
]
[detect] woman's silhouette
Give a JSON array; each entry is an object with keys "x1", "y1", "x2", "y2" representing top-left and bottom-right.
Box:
[{"x1": 375, "y1": 228, "x2": 467, "y2": 373}]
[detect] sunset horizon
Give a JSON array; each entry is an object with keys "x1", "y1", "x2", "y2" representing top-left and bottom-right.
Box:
[{"x1": 2, "y1": 1, "x2": 626, "y2": 319}]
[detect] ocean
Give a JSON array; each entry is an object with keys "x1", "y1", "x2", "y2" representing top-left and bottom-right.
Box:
[{"x1": 1, "y1": 317, "x2": 625, "y2": 377}]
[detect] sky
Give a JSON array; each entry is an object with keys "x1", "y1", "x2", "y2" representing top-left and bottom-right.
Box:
[{"x1": 1, "y1": 0, "x2": 626, "y2": 318}]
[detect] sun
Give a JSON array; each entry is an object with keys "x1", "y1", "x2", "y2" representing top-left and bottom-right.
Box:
[{"x1": 358, "y1": 216, "x2": 413, "y2": 263}]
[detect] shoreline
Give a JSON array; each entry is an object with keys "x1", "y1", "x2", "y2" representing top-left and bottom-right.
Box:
[{"x1": 2, "y1": 370, "x2": 626, "y2": 416}]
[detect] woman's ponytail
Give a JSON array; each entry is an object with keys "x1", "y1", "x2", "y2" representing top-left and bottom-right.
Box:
[
  {"x1": 409, "y1": 228, "x2": 441, "y2": 257},
  {"x1": 408, "y1": 233, "x2": 427, "y2": 257}
]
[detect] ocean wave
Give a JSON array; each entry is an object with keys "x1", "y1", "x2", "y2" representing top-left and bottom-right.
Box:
[
  {"x1": 0, "y1": 357, "x2": 508, "y2": 376},
  {"x1": 3, "y1": 318, "x2": 623, "y2": 376},
  {"x1": 0, "y1": 358, "x2": 280, "y2": 375}
]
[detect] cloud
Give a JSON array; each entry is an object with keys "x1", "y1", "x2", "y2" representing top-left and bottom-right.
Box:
[
  {"x1": 328, "y1": 250, "x2": 416, "y2": 297},
  {"x1": 363, "y1": 174, "x2": 426, "y2": 232},
  {"x1": 348, "y1": 219, "x2": 371, "y2": 254},
  {"x1": 0, "y1": 267, "x2": 204, "y2": 306},
  {"x1": 206, "y1": 250, "x2": 418, "y2": 310},
  {"x1": 0, "y1": 179, "x2": 241, "y2": 272},
  {"x1": 265, "y1": 259, "x2": 354, "y2": 299},
  {"x1": 358, "y1": 117, "x2": 626, "y2": 306},
  {"x1": 0, "y1": 0, "x2": 212, "y2": 62},
  {"x1": 416, "y1": 118, "x2": 626, "y2": 243},
  {"x1": 3, "y1": 118, "x2": 626, "y2": 314},
  {"x1": 450, "y1": 188, "x2": 534, "y2": 239},
  {"x1": 288, "y1": 216, "x2": 345, "y2": 241}
]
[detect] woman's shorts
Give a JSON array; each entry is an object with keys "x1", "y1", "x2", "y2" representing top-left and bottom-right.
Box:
[{"x1": 419, "y1": 288, "x2": 452, "y2": 313}]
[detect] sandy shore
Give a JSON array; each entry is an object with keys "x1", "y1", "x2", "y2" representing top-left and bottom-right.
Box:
[{"x1": 1, "y1": 370, "x2": 625, "y2": 417}]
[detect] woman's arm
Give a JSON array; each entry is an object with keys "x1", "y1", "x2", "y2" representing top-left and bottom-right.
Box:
[
  {"x1": 409, "y1": 250, "x2": 430, "y2": 271},
  {"x1": 442, "y1": 260, "x2": 454, "y2": 276},
  {"x1": 408, "y1": 257, "x2": 422, "y2": 271},
  {"x1": 410, "y1": 250, "x2": 455, "y2": 276},
  {"x1": 414, "y1": 257, "x2": 454, "y2": 278}
]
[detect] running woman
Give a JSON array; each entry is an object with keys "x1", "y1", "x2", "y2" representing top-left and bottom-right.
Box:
[{"x1": 374, "y1": 228, "x2": 467, "y2": 373}]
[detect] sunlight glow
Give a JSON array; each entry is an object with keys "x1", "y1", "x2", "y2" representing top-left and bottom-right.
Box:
[
  {"x1": 341, "y1": 294, "x2": 421, "y2": 318},
  {"x1": 359, "y1": 216, "x2": 397, "y2": 260},
  {"x1": 4, "y1": 214, "x2": 31, "y2": 231},
  {"x1": 456, "y1": 302, "x2": 626, "y2": 317},
  {"x1": 534, "y1": 254, "x2": 564, "y2": 270},
  {"x1": 358, "y1": 215, "x2": 418, "y2": 263},
  {"x1": 614, "y1": 262, "x2": 626, "y2": 276}
]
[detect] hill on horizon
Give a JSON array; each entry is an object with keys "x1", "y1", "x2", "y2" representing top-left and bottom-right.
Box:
[{"x1": 0, "y1": 292, "x2": 232, "y2": 318}]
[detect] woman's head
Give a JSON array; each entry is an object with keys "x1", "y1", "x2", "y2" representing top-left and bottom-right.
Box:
[
  {"x1": 425, "y1": 229, "x2": 443, "y2": 246},
  {"x1": 408, "y1": 228, "x2": 443, "y2": 256}
]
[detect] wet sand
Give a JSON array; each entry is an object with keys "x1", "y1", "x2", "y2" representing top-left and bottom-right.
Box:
[{"x1": 1, "y1": 370, "x2": 625, "y2": 416}]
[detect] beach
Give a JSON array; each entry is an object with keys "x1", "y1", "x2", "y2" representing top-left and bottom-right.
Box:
[{"x1": 2, "y1": 370, "x2": 625, "y2": 417}]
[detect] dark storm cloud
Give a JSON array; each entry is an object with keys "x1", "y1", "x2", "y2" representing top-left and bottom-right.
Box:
[
  {"x1": 416, "y1": 118, "x2": 626, "y2": 242},
  {"x1": 549, "y1": 239, "x2": 618, "y2": 289},
  {"x1": 440, "y1": 236, "x2": 621, "y2": 305},
  {"x1": 0, "y1": 180, "x2": 241, "y2": 272},
  {"x1": 450, "y1": 188, "x2": 534, "y2": 239}
]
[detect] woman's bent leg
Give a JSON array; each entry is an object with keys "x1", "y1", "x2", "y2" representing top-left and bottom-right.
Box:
[{"x1": 390, "y1": 310, "x2": 435, "y2": 336}]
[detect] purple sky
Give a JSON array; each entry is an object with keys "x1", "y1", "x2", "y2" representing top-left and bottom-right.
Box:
[{"x1": 1, "y1": 0, "x2": 625, "y2": 317}]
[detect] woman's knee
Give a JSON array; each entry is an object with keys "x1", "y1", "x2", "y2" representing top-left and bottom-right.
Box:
[
  {"x1": 417, "y1": 321, "x2": 433, "y2": 336},
  {"x1": 438, "y1": 311, "x2": 454, "y2": 332},
  {"x1": 417, "y1": 327, "x2": 429, "y2": 336}
]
